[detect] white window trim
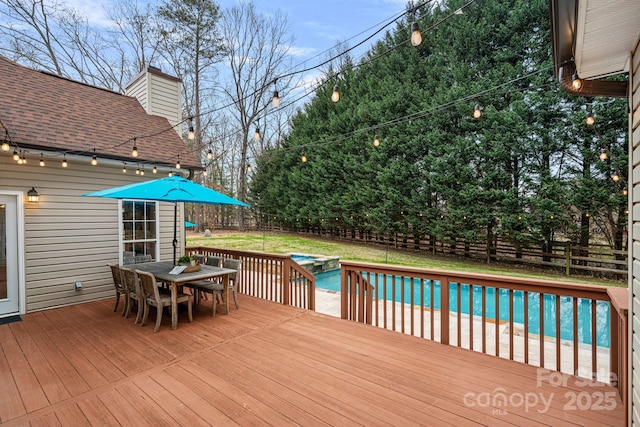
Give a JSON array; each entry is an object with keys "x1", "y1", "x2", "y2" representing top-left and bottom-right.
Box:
[{"x1": 118, "y1": 199, "x2": 160, "y2": 264}]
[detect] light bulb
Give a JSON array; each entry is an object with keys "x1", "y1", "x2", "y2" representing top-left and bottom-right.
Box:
[
  {"x1": 599, "y1": 150, "x2": 608, "y2": 161},
  {"x1": 17, "y1": 156, "x2": 23, "y2": 165},
  {"x1": 91, "y1": 155, "x2": 97, "y2": 166},
  {"x1": 122, "y1": 163, "x2": 127, "y2": 173},
  {"x1": 612, "y1": 172, "x2": 620, "y2": 182},
  {"x1": 140, "y1": 168, "x2": 144, "y2": 176},
  {"x1": 176, "y1": 160, "x2": 181, "y2": 169},
  {"x1": 473, "y1": 104, "x2": 482, "y2": 119},
  {"x1": 39, "y1": 154, "x2": 45, "y2": 167},
  {"x1": 188, "y1": 118, "x2": 195, "y2": 140},
  {"x1": 331, "y1": 84, "x2": 340, "y2": 103},
  {"x1": 207, "y1": 149, "x2": 213, "y2": 160},
  {"x1": 203, "y1": 168, "x2": 208, "y2": 176},
  {"x1": 1, "y1": 141, "x2": 9, "y2": 151},
  {"x1": 254, "y1": 127, "x2": 261, "y2": 141},
  {"x1": 410, "y1": 22, "x2": 422, "y2": 46},
  {"x1": 373, "y1": 134, "x2": 380, "y2": 147},
  {"x1": 272, "y1": 90, "x2": 280, "y2": 108},
  {"x1": 21, "y1": 154, "x2": 26, "y2": 164},
  {"x1": 301, "y1": 153, "x2": 307, "y2": 163},
  {"x1": 586, "y1": 112, "x2": 595, "y2": 125},
  {"x1": 153, "y1": 165, "x2": 157, "y2": 174},
  {"x1": 571, "y1": 72, "x2": 582, "y2": 90},
  {"x1": 131, "y1": 145, "x2": 138, "y2": 157},
  {"x1": 136, "y1": 167, "x2": 140, "y2": 175},
  {"x1": 62, "y1": 155, "x2": 68, "y2": 168},
  {"x1": 247, "y1": 164, "x2": 252, "y2": 173},
  {"x1": 13, "y1": 149, "x2": 19, "y2": 161}
]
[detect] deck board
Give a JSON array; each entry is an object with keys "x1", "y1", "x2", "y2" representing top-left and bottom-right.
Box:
[{"x1": 0, "y1": 295, "x2": 626, "y2": 426}]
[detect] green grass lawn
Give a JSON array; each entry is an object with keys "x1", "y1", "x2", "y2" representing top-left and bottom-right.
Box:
[{"x1": 187, "y1": 231, "x2": 626, "y2": 287}]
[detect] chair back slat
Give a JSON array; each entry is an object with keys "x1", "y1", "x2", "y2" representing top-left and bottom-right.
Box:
[
  {"x1": 136, "y1": 270, "x2": 161, "y2": 302},
  {"x1": 206, "y1": 256, "x2": 222, "y2": 267},
  {"x1": 109, "y1": 264, "x2": 124, "y2": 292},
  {"x1": 223, "y1": 259, "x2": 241, "y2": 283}
]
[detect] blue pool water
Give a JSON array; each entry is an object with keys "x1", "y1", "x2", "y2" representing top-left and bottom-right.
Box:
[{"x1": 315, "y1": 269, "x2": 610, "y2": 347}]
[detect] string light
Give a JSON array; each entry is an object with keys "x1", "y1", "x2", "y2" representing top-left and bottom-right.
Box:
[
  {"x1": 17, "y1": 151, "x2": 23, "y2": 164},
  {"x1": 21, "y1": 152, "x2": 26, "y2": 164},
  {"x1": 301, "y1": 151, "x2": 307, "y2": 163},
  {"x1": 1, "y1": 141, "x2": 8, "y2": 151},
  {"x1": 272, "y1": 79, "x2": 280, "y2": 108},
  {"x1": 599, "y1": 150, "x2": 608, "y2": 161},
  {"x1": 254, "y1": 119, "x2": 261, "y2": 141},
  {"x1": 410, "y1": 21, "x2": 422, "y2": 46},
  {"x1": 176, "y1": 155, "x2": 181, "y2": 169},
  {"x1": 373, "y1": 133, "x2": 380, "y2": 147},
  {"x1": 247, "y1": 164, "x2": 252, "y2": 173},
  {"x1": 586, "y1": 111, "x2": 595, "y2": 125},
  {"x1": 131, "y1": 138, "x2": 138, "y2": 157},
  {"x1": 122, "y1": 162, "x2": 127, "y2": 173},
  {"x1": 62, "y1": 154, "x2": 68, "y2": 168},
  {"x1": 91, "y1": 148, "x2": 98, "y2": 165},
  {"x1": 136, "y1": 166, "x2": 140, "y2": 175},
  {"x1": 473, "y1": 104, "x2": 482, "y2": 119},
  {"x1": 153, "y1": 164, "x2": 157, "y2": 174},
  {"x1": 39, "y1": 153, "x2": 44, "y2": 167},
  {"x1": 331, "y1": 83, "x2": 340, "y2": 103},
  {"x1": 571, "y1": 71, "x2": 582, "y2": 90},
  {"x1": 612, "y1": 172, "x2": 620, "y2": 182},
  {"x1": 12, "y1": 149, "x2": 19, "y2": 161},
  {"x1": 207, "y1": 149, "x2": 213, "y2": 160},
  {"x1": 188, "y1": 117, "x2": 195, "y2": 140},
  {"x1": 140, "y1": 167, "x2": 144, "y2": 176}
]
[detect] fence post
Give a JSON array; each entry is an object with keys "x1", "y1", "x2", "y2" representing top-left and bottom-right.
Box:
[
  {"x1": 565, "y1": 243, "x2": 571, "y2": 276},
  {"x1": 440, "y1": 276, "x2": 450, "y2": 345}
]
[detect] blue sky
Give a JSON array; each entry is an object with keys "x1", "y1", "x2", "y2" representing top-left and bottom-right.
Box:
[{"x1": 68, "y1": 0, "x2": 410, "y2": 74}]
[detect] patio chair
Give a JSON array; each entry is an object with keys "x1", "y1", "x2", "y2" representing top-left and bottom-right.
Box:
[
  {"x1": 120, "y1": 267, "x2": 143, "y2": 324},
  {"x1": 108, "y1": 264, "x2": 125, "y2": 314},
  {"x1": 136, "y1": 270, "x2": 193, "y2": 332},
  {"x1": 184, "y1": 256, "x2": 231, "y2": 315},
  {"x1": 186, "y1": 258, "x2": 241, "y2": 316}
]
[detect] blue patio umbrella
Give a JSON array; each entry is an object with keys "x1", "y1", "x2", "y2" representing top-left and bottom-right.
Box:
[
  {"x1": 184, "y1": 221, "x2": 197, "y2": 228},
  {"x1": 83, "y1": 175, "x2": 248, "y2": 264}
]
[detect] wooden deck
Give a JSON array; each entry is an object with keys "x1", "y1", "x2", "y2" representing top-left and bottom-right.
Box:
[{"x1": 0, "y1": 295, "x2": 626, "y2": 426}]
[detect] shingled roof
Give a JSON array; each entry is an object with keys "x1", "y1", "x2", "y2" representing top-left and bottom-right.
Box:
[{"x1": 0, "y1": 56, "x2": 201, "y2": 169}]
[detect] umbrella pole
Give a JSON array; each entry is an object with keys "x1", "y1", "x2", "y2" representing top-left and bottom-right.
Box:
[{"x1": 173, "y1": 202, "x2": 178, "y2": 265}]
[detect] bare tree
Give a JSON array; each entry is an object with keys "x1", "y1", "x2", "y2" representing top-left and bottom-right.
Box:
[{"x1": 219, "y1": 1, "x2": 296, "y2": 229}]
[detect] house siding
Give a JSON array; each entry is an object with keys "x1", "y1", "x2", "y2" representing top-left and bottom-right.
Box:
[
  {"x1": 125, "y1": 69, "x2": 182, "y2": 137},
  {"x1": 632, "y1": 34, "x2": 640, "y2": 425},
  {"x1": 0, "y1": 156, "x2": 183, "y2": 312}
]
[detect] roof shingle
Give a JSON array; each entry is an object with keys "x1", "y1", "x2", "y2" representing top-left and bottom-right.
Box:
[{"x1": 0, "y1": 56, "x2": 201, "y2": 169}]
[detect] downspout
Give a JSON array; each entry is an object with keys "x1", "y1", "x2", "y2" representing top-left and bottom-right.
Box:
[
  {"x1": 549, "y1": 0, "x2": 628, "y2": 99},
  {"x1": 557, "y1": 62, "x2": 627, "y2": 98}
]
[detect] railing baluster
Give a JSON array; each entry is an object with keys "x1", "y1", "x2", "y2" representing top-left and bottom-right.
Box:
[
  {"x1": 573, "y1": 298, "x2": 579, "y2": 374},
  {"x1": 457, "y1": 283, "x2": 462, "y2": 347},
  {"x1": 392, "y1": 274, "x2": 396, "y2": 332},
  {"x1": 524, "y1": 292, "x2": 529, "y2": 364},
  {"x1": 401, "y1": 275, "x2": 406, "y2": 334},
  {"x1": 540, "y1": 292, "x2": 545, "y2": 368},
  {"x1": 469, "y1": 284, "x2": 474, "y2": 351},
  {"x1": 495, "y1": 287, "x2": 500, "y2": 357},
  {"x1": 430, "y1": 279, "x2": 435, "y2": 341},
  {"x1": 509, "y1": 289, "x2": 514, "y2": 360},
  {"x1": 420, "y1": 278, "x2": 424, "y2": 339},
  {"x1": 482, "y1": 286, "x2": 486, "y2": 354},
  {"x1": 383, "y1": 274, "x2": 388, "y2": 330},
  {"x1": 591, "y1": 298, "x2": 597, "y2": 376},
  {"x1": 556, "y1": 294, "x2": 561, "y2": 372}
]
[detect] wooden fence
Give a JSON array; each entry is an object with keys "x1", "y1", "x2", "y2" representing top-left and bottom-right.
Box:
[
  {"x1": 340, "y1": 260, "x2": 628, "y2": 407},
  {"x1": 258, "y1": 226, "x2": 628, "y2": 279}
]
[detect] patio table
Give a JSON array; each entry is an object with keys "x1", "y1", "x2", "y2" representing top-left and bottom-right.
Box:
[{"x1": 134, "y1": 261, "x2": 237, "y2": 330}]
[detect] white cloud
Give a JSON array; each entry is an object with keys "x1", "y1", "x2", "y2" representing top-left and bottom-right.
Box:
[
  {"x1": 284, "y1": 45, "x2": 317, "y2": 58},
  {"x1": 59, "y1": 0, "x2": 113, "y2": 27}
]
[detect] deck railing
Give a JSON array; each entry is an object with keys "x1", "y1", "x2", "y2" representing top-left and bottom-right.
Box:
[
  {"x1": 340, "y1": 260, "x2": 628, "y2": 404},
  {"x1": 186, "y1": 246, "x2": 315, "y2": 310}
]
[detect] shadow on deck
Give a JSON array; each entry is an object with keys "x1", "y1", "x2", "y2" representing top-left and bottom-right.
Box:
[{"x1": 0, "y1": 295, "x2": 625, "y2": 426}]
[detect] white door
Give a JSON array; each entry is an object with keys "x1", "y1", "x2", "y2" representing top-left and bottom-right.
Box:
[{"x1": 0, "y1": 195, "x2": 20, "y2": 316}]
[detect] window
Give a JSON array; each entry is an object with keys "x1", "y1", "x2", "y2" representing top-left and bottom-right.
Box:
[{"x1": 121, "y1": 200, "x2": 158, "y2": 262}]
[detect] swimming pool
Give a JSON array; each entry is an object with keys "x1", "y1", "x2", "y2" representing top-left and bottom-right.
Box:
[{"x1": 315, "y1": 269, "x2": 610, "y2": 347}]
